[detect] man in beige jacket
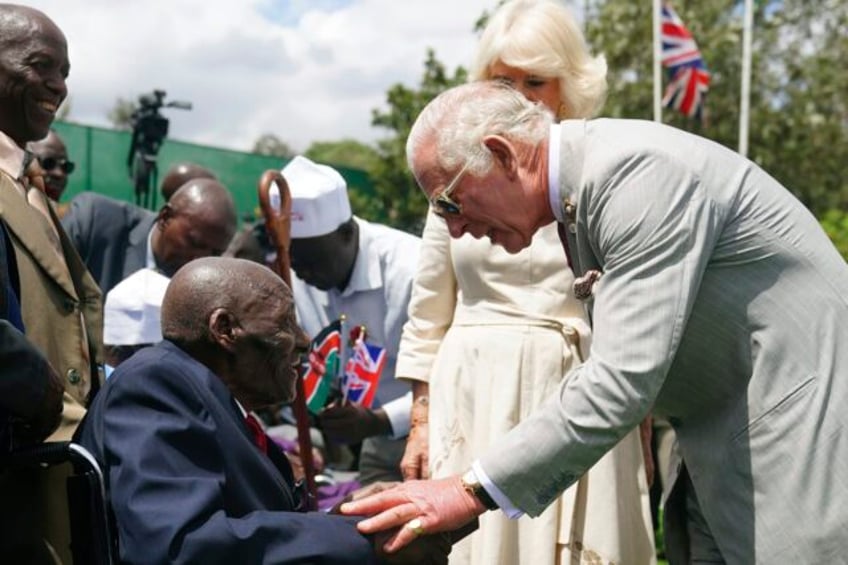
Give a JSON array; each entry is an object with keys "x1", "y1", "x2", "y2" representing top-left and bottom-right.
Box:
[{"x1": 0, "y1": 4, "x2": 103, "y2": 562}]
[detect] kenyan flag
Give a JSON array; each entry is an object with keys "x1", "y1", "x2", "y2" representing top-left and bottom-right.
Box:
[{"x1": 301, "y1": 320, "x2": 342, "y2": 414}]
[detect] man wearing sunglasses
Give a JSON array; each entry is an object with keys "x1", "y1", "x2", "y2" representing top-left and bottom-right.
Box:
[{"x1": 28, "y1": 128, "x2": 74, "y2": 203}]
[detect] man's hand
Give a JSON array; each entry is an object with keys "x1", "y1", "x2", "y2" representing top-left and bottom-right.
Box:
[
  {"x1": 318, "y1": 402, "x2": 391, "y2": 444},
  {"x1": 401, "y1": 418, "x2": 429, "y2": 480},
  {"x1": 12, "y1": 363, "x2": 63, "y2": 446},
  {"x1": 340, "y1": 476, "x2": 485, "y2": 553}
]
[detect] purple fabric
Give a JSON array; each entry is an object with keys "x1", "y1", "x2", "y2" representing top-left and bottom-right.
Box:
[{"x1": 270, "y1": 437, "x2": 361, "y2": 511}]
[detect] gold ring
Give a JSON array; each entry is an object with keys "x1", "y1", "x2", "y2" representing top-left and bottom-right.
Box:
[{"x1": 405, "y1": 517, "x2": 426, "y2": 536}]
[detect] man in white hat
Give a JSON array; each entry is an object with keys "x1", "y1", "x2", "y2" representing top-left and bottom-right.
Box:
[
  {"x1": 102, "y1": 268, "x2": 170, "y2": 372},
  {"x1": 284, "y1": 155, "x2": 419, "y2": 485}
]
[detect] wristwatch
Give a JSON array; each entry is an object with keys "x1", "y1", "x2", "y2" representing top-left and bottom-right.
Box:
[{"x1": 461, "y1": 469, "x2": 499, "y2": 511}]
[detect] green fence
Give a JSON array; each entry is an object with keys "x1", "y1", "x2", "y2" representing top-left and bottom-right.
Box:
[{"x1": 52, "y1": 121, "x2": 375, "y2": 222}]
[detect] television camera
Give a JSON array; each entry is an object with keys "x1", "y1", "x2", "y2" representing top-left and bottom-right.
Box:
[{"x1": 126, "y1": 89, "x2": 192, "y2": 209}]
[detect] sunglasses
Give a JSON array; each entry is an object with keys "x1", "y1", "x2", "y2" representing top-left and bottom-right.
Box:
[
  {"x1": 37, "y1": 156, "x2": 75, "y2": 174},
  {"x1": 431, "y1": 161, "x2": 470, "y2": 216}
]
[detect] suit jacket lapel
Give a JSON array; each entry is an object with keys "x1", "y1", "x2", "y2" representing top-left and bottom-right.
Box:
[
  {"x1": 0, "y1": 174, "x2": 79, "y2": 299},
  {"x1": 557, "y1": 121, "x2": 604, "y2": 322},
  {"x1": 126, "y1": 213, "x2": 157, "y2": 274}
]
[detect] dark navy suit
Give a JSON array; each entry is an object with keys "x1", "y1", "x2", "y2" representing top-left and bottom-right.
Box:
[
  {"x1": 75, "y1": 341, "x2": 378, "y2": 564},
  {"x1": 61, "y1": 192, "x2": 157, "y2": 294}
]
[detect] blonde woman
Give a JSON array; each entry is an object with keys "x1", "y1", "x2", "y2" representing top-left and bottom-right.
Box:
[{"x1": 396, "y1": 1, "x2": 655, "y2": 563}]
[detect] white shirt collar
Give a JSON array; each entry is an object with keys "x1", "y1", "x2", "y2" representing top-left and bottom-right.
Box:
[
  {"x1": 145, "y1": 224, "x2": 157, "y2": 270},
  {"x1": 547, "y1": 123, "x2": 564, "y2": 223},
  {"x1": 233, "y1": 398, "x2": 248, "y2": 418},
  {"x1": 0, "y1": 130, "x2": 27, "y2": 184}
]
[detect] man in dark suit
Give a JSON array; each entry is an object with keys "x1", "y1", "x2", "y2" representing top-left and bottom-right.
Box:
[
  {"x1": 61, "y1": 178, "x2": 237, "y2": 294},
  {"x1": 75, "y1": 257, "x2": 450, "y2": 564}
]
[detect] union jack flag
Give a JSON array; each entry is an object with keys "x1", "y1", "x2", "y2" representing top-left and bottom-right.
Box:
[
  {"x1": 341, "y1": 333, "x2": 385, "y2": 408},
  {"x1": 661, "y1": 3, "x2": 710, "y2": 120}
]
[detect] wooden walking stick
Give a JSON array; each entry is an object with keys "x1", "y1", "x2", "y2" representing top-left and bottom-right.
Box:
[{"x1": 258, "y1": 169, "x2": 318, "y2": 510}]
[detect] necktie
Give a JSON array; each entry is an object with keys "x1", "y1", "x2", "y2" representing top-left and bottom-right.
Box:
[{"x1": 244, "y1": 413, "x2": 268, "y2": 454}]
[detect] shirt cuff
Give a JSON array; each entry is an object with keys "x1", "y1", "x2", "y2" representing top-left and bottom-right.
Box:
[
  {"x1": 382, "y1": 393, "x2": 412, "y2": 439},
  {"x1": 472, "y1": 460, "x2": 524, "y2": 519}
]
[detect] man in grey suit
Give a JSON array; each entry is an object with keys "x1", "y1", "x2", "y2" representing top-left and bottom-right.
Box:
[
  {"x1": 343, "y1": 82, "x2": 848, "y2": 563},
  {"x1": 61, "y1": 179, "x2": 237, "y2": 294}
]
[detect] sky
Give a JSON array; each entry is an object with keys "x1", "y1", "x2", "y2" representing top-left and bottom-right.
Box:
[{"x1": 26, "y1": 0, "x2": 505, "y2": 154}]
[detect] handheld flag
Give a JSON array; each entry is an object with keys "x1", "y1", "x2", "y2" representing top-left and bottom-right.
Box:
[
  {"x1": 661, "y1": 3, "x2": 710, "y2": 120},
  {"x1": 341, "y1": 327, "x2": 385, "y2": 408},
  {"x1": 301, "y1": 320, "x2": 342, "y2": 414}
]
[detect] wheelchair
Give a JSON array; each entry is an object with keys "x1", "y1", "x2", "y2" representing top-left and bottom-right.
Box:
[{"x1": 1, "y1": 441, "x2": 117, "y2": 565}]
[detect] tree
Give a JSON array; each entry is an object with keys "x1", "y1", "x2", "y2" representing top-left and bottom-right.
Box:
[
  {"x1": 108, "y1": 96, "x2": 137, "y2": 130},
  {"x1": 305, "y1": 139, "x2": 380, "y2": 173},
  {"x1": 583, "y1": 0, "x2": 848, "y2": 217},
  {"x1": 369, "y1": 49, "x2": 467, "y2": 234},
  {"x1": 305, "y1": 139, "x2": 383, "y2": 221},
  {"x1": 251, "y1": 133, "x2": 295, "y2": 158},
  {"x1": 820, "y1": 209, "x2": 848, "y2": 260}
]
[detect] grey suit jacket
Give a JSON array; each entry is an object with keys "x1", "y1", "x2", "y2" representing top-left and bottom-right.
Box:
[
  {"x1": 479, "y1": 119, "x2": 848, "y2": 563},
  {"x1": 61, "y1": 192, "x2": 157, "y2": 295}
]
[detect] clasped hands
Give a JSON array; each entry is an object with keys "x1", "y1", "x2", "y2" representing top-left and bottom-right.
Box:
[{"x1": 340, "y1": 476, "x2": 486, "y2": 555}]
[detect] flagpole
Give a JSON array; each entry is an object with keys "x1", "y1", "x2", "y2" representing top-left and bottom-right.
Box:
[
  {"x1": 653, "y1": 0, "x2": 662, "y2": 122},
  {"x1": 739, "y1": 0, "x2": 754, "y2": 156}
]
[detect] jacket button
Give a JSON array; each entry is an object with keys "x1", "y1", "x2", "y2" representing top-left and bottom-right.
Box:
[
  {"x1": 63, "y1": 298, "x2": 77, "y2": 313},
  {"x1": 67, "y1": 368, "x2": 81, "y2": 385}
]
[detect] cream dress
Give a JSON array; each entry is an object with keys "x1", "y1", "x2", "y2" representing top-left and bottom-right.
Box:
[{"x1": 397, "y1": 210, "x2": 655, "y2": 565}]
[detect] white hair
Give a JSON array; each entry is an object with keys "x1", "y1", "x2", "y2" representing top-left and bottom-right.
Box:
[
  {"x1": 406, "y1": 82, "x2": 554, "y2": 183},
  {"x1": 470, "y1": 0, "x2": 607, "y2": 119}
]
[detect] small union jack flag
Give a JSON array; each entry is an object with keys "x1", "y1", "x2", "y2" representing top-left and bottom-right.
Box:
[
  {"x1": 341, "y1": 334, "x2": 385, "y2": 408},
  {"x1": 661, "y1": 3, "x2": 710, "y2": 120}
]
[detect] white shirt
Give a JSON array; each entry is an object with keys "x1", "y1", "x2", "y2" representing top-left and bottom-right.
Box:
[{"x1": 291, "y1": 217, "x2": 419, "y2": 437}]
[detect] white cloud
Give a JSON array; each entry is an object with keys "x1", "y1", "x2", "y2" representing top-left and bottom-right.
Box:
[{"x1": 26, "y1": 0, "x2": 499, "y2": 153}]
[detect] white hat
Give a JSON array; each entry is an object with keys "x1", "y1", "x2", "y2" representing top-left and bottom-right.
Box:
[
  {"x1": 283, "y1": 155, "x2": 351, "y2": 239},
  {"x1": 104, "y1": 268, "x2": 171, "y2": 346}
]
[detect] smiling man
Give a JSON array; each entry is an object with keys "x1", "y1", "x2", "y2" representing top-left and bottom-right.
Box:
[
  {"x1": 0, "y1": 4, "x2": 104, "y2": 562},
  {"x1": 343, "y1": 81, "x2": 848, "y2": 564}
]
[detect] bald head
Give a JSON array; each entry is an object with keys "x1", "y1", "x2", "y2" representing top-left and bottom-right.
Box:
[
  {"x1": 0, "y1": 4, "x2": 69, "y2": 144},
  {"x1": 151, "y1": 179, "x2": 238, "y2": 276},
  {"x1": 160, "y1": 162, "x2": 217, "y2": 201},
  {"x1": 161, "y1": 257, "x2": 305, "y2": 409},
  {"x1": 162, "y1": 257, "x2": 288, "y2": 344}
]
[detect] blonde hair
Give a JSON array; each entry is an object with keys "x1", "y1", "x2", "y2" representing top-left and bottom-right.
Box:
[{"x1": 470, "y1": 0, "x2": 607, "y2": 119}]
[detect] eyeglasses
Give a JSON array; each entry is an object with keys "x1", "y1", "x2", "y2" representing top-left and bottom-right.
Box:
[
  {"x1": 431, "y1": 161, "x2": 470, "y2": 216},
  {"x1": 37, "y1": 156, "x2": 75, "y2": 174}
]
